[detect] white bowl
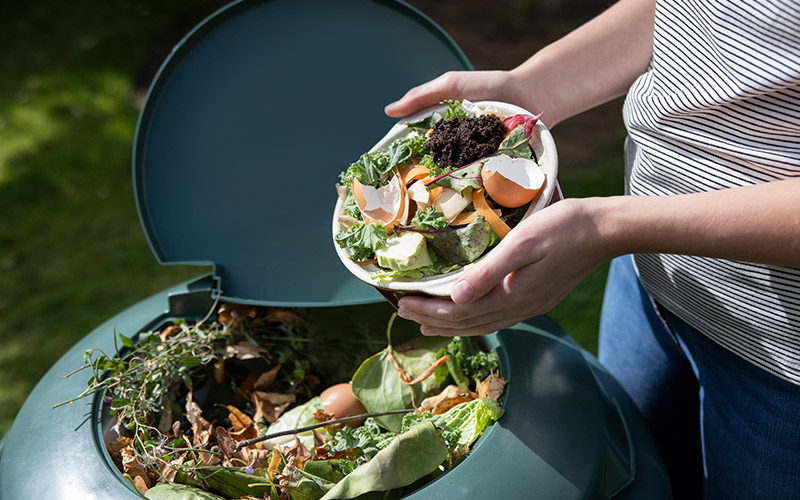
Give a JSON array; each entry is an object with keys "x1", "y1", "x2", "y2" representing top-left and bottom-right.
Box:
[{"x1": 332, "y1": 100, "x2": 558, "y2": 298}]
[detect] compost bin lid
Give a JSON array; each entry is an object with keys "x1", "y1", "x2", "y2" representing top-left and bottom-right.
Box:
[{"x1": 133, "y1": 0, "x2": 471, "y2": 306}]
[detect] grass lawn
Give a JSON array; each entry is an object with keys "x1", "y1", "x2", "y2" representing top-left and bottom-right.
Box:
[{"x1": 0, "y1": 0, "x2": 624, "y2": 438}]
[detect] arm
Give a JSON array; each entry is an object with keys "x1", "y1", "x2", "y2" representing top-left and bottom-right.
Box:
[
  {"x1": 397, "y1": 179, "x2": 800, "y2": 336},
  {"x1": 385, "y1": 0, "x2": 657, "y2": 127}
]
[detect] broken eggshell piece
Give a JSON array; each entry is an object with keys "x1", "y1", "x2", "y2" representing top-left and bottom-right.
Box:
[
  {"x1": 352, "y1": 173, "x2": 409, "y2": 230},
  {"x1": 481, "y1": 154, "x2": 545, "y2": 208}
]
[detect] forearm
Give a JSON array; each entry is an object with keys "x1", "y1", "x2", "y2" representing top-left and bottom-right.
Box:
[
  {"x1": 508, "y1": 0, "x2": 656, "y2": 127},
  {"x1": 589, "y1": 179, "x2": 800, "y2": 267}
]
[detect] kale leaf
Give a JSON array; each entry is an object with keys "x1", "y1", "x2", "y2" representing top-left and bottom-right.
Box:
[{"x1": 335, "y1": 223, "x2": 387, "y2": 261}]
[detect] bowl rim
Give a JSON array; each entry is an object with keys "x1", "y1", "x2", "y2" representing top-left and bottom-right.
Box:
[{"x1": 332, "y1": 100, "x2": 559, "y2": 298}]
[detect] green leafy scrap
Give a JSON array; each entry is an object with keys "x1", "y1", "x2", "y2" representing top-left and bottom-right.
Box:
[
  {"x1": 437, "y1": 337, "x2": 500, "y2": 387},
  {"x1": 410, "y1": 206, "x2": 448, "y2": 231},
  {"x1": 325, "y1": 418, "x2": 395, "y2": 462},
  {"x1": 319, "y1": 422, "x2": 449, "y2": 500},
  {"x1": 443, "y1": 99, "x2": 470, "y2": 121},
  {"x1": 340, "y1": 135, "x2": 429, "y2": 188},
  {"x1": 335, "y1": 223, "x2": 387, "y2": 262},
  {"x1": 496, "y1": 124, "x2": 533, "y2": 159}
]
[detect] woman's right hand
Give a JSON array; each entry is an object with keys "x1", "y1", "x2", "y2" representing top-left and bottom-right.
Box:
[{"x1": 384, "y1": 70, "x2": 523, "y2": 118}]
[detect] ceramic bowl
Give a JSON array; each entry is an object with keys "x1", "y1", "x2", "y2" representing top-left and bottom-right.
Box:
[{"x1": 332, "y1": 100, "x2": 558, "y2": 298}]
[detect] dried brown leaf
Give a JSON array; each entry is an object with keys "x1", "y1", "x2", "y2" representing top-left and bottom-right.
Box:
[
  {"x1": 267, "y1": 448, "x2": 283, "y2": 479},
  {"x1": 252, "y1": 391, "x2": 295, "y2": 424},
  {"x1": 107, "y1": 436, "x2": 133, "y2": 471},
  {"x1": 281, "y1": 436, "x2": 311, "y2": 461},
  {"x1": 267, "y1": 310, "x2": 309, "y2": 327},
  {"x1": 225, "y1": 342, "x2": 268, "y2": 361},
  {"x1": 476, "y1": 371, "x2": 508, "y2": 402},
  {"x1": 133, "y1": 475, "x2": 149, "y2": 494},
  {"x1": 121, "y1": 445, "x2": 152, "y2": 489},
  {"x1": 227, "y1": 405, "x2": 254, "y2": 432},
  {"x1": 313, "y1": 409, "x2": 334, "y2": 423},
  {"x1": 218, "y1": 303, "x2": 259, "y2": 328},
  {"x1": 253, "y1": 364, "x2": 282, "y2": 392},
  {"x1": 418, "y1": 385, "x2": 477, "y2": 415},
  {"x1": 159, "y1": 324, "x2": 181, "y2": 343},
  {"x1": 185, "y1": 392, "x2": 212, "y2": 448},
  {"x1": 161, "y1": 451, "x2": 187, "y2": 482},
  {"x1": 215, "y1": 426, "x2": 243, "y2": 467},
  {"x1": 240, "y1": 447, "x2": 273, "y2": 469}
]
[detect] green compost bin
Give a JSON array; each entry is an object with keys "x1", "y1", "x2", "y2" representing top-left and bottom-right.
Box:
[{"x1": 0, "y1": 0, "x2": 671, "y2": 498}]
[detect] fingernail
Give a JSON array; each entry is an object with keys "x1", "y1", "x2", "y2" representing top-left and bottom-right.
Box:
[{"x1": 451, "y1": 280, "x2": 475, "y2": 304}]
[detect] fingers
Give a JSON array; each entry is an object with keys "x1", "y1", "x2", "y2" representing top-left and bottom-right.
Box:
[
  {"x1": 397, "y1": 270, "x2": 538, "y2": 335},
  {"x1": 384, "y1": 72, "x2": 462, "y2": 118},
  {"x1": 452, "y1": 230, "x2": 538, "y2": 304}
]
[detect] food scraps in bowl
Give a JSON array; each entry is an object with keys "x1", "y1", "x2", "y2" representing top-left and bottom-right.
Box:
[
  {"x1": 59, "y1": 302, "x2": 507, "y2": 499},
  {"x1": 333, "y1": 100, "x2": 557, "y2": 294}
]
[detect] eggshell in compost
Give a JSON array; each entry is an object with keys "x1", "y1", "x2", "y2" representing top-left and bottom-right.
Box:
[{"x1": 481, "y1": 154, "x2": 544, "y2": 208}]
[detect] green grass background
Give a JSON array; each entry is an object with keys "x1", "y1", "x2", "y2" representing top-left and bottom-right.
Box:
[{"x1": 0, "y1": 0, "x2": 624, "y2": 438}]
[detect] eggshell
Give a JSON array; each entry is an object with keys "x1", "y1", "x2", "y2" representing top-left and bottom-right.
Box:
[
  {"x1": 352, "y1": 174, "x2": 407, "y2": 230},
  {"x1": 319, "y1": 383, "x2": 367, "y2": 427},
  {"x1": 480, "y1": 154, "x2": 544, "y2": 208}
]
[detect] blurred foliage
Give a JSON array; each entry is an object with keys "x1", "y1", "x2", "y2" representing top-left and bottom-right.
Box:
[
  {"x1": 0, "y1": 0, "x2": 230, "y2": 437},
  {"x1": 0, "y1": 0, "x2": 625, "y2": 438}
]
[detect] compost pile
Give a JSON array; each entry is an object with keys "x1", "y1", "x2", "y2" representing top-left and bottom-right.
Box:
[{"x1": 66, "y1": 302, "x2": 507, "y2": 500}]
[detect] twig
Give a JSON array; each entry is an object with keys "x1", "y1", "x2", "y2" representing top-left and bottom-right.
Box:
[{"x1": 232, "y1": 409, "x2": 415, "y2": 452}]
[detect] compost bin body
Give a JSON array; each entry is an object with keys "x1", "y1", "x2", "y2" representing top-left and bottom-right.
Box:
[
  {"x1": 0, "y1": 278, "x2": 671, "y2": 499},
  {"x1": 0, "y1": 0, "x2": 671, "y2": 497}
]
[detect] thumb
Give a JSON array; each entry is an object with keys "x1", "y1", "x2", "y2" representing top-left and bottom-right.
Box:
[{"x1": 451, "y1": 238, "x2": 529, "y2": 304}]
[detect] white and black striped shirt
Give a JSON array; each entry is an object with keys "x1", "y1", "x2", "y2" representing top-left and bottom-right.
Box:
[{"x1": 623, "y1": 0, "x2": 800, "y2": 383}]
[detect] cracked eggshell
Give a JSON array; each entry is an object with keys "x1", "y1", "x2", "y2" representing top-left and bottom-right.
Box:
[
  {"x1": 481, "y1": 155, "x2": 545, "y2": 208},
  {"x1": 333, "y1": 100, "x2": 558, "y2": 297},
  {"x1": 352, "y1": 174, "x2": 407, "y2": 230}
]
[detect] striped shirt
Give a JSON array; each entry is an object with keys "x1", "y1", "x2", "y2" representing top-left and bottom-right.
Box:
[{"x1": 622, "y1": 0, "x2": 800, "y2": 384}]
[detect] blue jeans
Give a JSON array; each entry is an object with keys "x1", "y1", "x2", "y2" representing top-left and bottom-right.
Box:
[{"x1": 598, "y1": 255, "x2": 800, "y2": 500}]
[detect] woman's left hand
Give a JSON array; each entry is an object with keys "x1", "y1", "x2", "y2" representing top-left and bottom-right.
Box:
[{"x1": 397, "y1": 198, "x2": 611, "y2": 336}]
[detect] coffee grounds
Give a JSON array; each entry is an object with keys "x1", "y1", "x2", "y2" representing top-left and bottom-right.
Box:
[{"x1": 427, "y1": 114, "x2": 506, "y2": 169}]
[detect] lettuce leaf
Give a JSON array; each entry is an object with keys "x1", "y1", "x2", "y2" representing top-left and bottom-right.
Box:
[
  {"x1": 319, "y1": 422, "x2": 448, "y2": 500},
  {"x1": 434, "y1": 398, "x2": 504, "y2": 452}
]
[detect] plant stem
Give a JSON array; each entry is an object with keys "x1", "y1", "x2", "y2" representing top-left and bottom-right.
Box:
[{"x1": 232, "y1": 409, "x2": 415, "y2": 452}]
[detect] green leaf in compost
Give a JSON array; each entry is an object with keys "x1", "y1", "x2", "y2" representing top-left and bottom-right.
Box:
[
  {"x1": 319, "y1": 422, "x2": 449, "y2": 500},
  {"x1": 144, "y1": 483, "x2": 227, "y2": 500},
  {"x1": 351, "y1": 336, "x2": 449, "y2": 432},
  {"x1": 426, "y1": 217, "x2": 492, "y2": 264},
  {"x1": 496, "y1": 124, "x2": 533, "y2": 159}
]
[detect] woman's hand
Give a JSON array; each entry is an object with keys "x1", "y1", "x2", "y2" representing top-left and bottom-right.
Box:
[
  {"x1": 397, "y1": 198, "x2": 612, "y2": 336},
  {"x1": 384, "y1": 70, "x2": 523, "y2": 118},
  {"x1": 397, "y1": 178, "x2": 800, "y2": 337}
]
